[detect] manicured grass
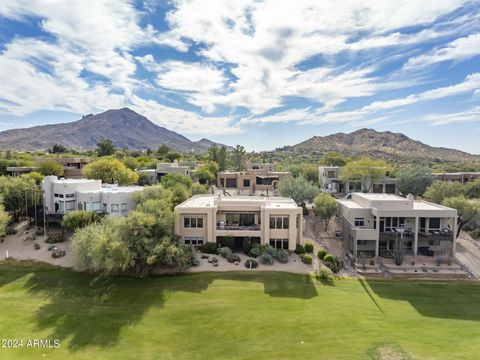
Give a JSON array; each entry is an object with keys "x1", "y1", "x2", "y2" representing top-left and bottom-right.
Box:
[{"x1": 0, "y1": 261, "x2": 480, "y2": 360}]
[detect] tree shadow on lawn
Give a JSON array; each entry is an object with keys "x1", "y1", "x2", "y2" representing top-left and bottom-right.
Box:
[
  {"x1": 19, "y1": 268, "x2": 317, "y2": 351},
  {"x1": 367, "y1": 279, "x2": 480, "y2": 321}
]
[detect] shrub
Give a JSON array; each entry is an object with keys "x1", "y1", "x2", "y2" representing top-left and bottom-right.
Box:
[
  {"x1": 301, "y1": 254, "x2": 313, "y2": 265},
  {"x1": 273, "y1": 249, "x2": 289, "y2": 263},
  {"x1": 323, "y1": 254, "x2": 335, "y2": 264},
  {"x1": 6, "y1": 226, "x2": 17, "y2": 235},
  {"x1": 199, "y1": 242, "x2": 217, "y2": 254},
  {"x1": 217, "y1": 247, "x2": 233, "y2": 259},
  {"x1": 317, "y1": 248, "x2": 327, "y2": 260},
  {"x1": 243, "y1": 238, "x2": 253, "y2": 256},
  {"x1": 304, "y1": 242, "x2": 314, "y2": 253},
  {"x1": 295, "y1": 244, "x2": 305, "y2": 255},
  {"x1": 264, "y1": 246, "x2": 277, "y2": 257},
  {"x1": 258, "y1": 253, "x2": 274, "y2": 265},
  {"x1": 316, "y1": 264, "x2": 333, "y2": 280},
  {"x1": 470, "y1": 228, "x2": 480, "y2": 240},
  {"x1": 244, "y1": 259, "x2": 259, "y2": 269},
  {"x1": 250, "y1": 244, "x2": 266, "y2": 257},
  {"x1": 46, "y1": 233, "x2": 64, "y2": 244},
  {"x1": 227, "y1": 253, "x2": 241, "y2": 263},
  {"x1": 217, "y1": 236, "x2": 234, "y2": 249},
  {"x1": 35, "y1": 229, "x2": 44, "y2": 236}
]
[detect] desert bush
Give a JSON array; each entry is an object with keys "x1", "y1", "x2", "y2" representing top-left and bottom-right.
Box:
[
  {"x1": 323, "y1": 254, "x2": 335, "y2": 264},
  {"x1": 244, "y1": 259, "x2": 259, "y2": 269},
  {"x1": 46, "y1": 233, "x2": 64, "y2": 244},
  {"x1": 264, "y1": 246, "x2": 277, "y2": 257},
  {"x1": 301, "y1": 254, "x2": 313, "y2": 264},
  {"x1": 316, "y1": 264, "x2": 333, "y2": 280},
  {"x1": 258, "y1": 253, "x2": 274, "y2": 265},
  {"x1": 304, "y1": 242, "x2": 314, "y2": 253},
  {"x1": 273, "y1": 249, "x2": 289, "y2": 263},
  {"x1": 199, "y1": 242, "x2": 217, "y2": 254},
  {"x1": 470, "y1": 228, "x2": 480, "y2": 240},
  {"x1": 6, "y1": 226, "x2": 16, "y2": 235},
  {"x1": 251, "y1": 244, "x2": 267, "y2": 257},
  {"x1": 317, "y1": 248, "x2": 327, "y2": 260},
  {"x1": 227, "y1": 253, "x2": 241, "y2": 263},
  {"x1": 295, "y1": 244, "x2": 305, "y2": 255},
  {"x1": 217, "y1": 247, "x2": 233, "y2": 259}
]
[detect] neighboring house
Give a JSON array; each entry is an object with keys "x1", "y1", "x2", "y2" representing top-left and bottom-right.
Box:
[
  {"x1": 337, "y1": 193, "x2": 457, "y2": 259},
  {"x1": 6, "y1": 166, "x2": 39, "y2": 176},
  {"x1": 432, "y1": 172, "x2": 480, "y2": 184},
  {"x1": 319, "y1": 166, "x2": 397, "y2": 195},
  {"x1": 247, "y1": 162, "x2": 277, "y2": 172},
  {"x1": 136, "y1": 160, "x2": 191, "y2": 184},
  {"x1": 216, "y1": 169, "x2": 291, "y2": 196},
  {"x1": 42, "y1": 175, "x2": 142, "y2": 217},
  {"x1": 174, "y1": 194, "x2": 303, "y2": 250},
  {"x1": 8, "y1": 158, "x2": 91, "y2": 178}
]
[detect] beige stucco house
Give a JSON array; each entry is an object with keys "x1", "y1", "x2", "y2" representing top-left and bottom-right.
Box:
[
  {"x1": 174, "y1": 194, "x2": 303, "y2": 250},
  {"x1": 319, "y1": 165, "x2": 398, "y2": 195},
  {"x1": 337, "y1": 193, "x2": 457, "y2": 258},
  {"x1": 216, "y1": 169, "x2": 291, "y2": 196}
]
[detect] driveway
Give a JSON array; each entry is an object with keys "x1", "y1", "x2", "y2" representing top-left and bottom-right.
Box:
[{"x1": 456, "y1": 232, "x2": 480, "y2": 278}]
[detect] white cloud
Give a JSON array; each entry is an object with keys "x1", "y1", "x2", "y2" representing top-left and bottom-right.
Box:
[
  {"x1": 404, "y1": 33, "x2": 480, "y2": 70},
  {"x1": 244, "y1": 72, "x2": 480, "y2": 126},
  {"x1": 159, "y1": 0, "x2": 468, "y2": 114},
  {"x1": 422, "y1": 106, "x2": 480, "y2": 125}
]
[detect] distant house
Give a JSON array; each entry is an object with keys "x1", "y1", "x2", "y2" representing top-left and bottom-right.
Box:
[
  {"x1": 7, "y1": 158, "x2": 92, "y2": 179},
  {"x1": 337, "y1": 193, "x2": 457, "y2": 258},
  {"x1": 319, "y1": 165, "x2": 398, "y2": 196},
  {"x1": 216, "y1": 169, "x2": 291, "y2": 196},
  {"x1": 247, "y1": 162, "x2": 277, "y2": 172},
  {"x1": 6, "y1": 166, "x2": 39, "y2": 177},
  {"x1": 136, "y1": 160, "x2": 191, "y2": 184},
  {"x1": 174, "y1": 194, "x2": 303, "y2": 250},
  {"x1": 432, "y1": 172, "x2": 480, "y2": 184},
  {"x1": 42, "y1": 176, "x2": 142, "y2": 217}
]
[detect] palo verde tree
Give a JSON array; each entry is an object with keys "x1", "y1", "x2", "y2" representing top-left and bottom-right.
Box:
[
  {"x1": 396, "y1": 165, "x2": 433, "y2": 196},
  {"x1": 442, "y1": 196, "x2": 480, "y2": 238},
  {"x1": 424, "y1": 181, "x2": 465, "y2": 204},
  {"x1": 313, "y1": 193, "x2": 338, "y2": 231},
  {"x1": 83, "y1": 158, "x2": 139, "y2": 185},
  {"x1": 278, "y1": 175, "x2": 319, "y2": 206},
  {"x1": 38, "y1": 160, "x2": 64, "y2": 177},
  {"x1": 340, "y1": 157, "x2": 392, "y2": 193}
]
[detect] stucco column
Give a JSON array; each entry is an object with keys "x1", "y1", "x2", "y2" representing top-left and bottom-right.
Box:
[
  {"x1": 414, "y1": 217, "x2": 419, "y2": 256},
  {"x1": 375, "y1": 223, "x2": 380, "y2": 258}
]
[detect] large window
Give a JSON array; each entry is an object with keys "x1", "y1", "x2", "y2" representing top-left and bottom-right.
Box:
[
  {"x1": 121, "y1": 203, "x2": 128, "y2": 213},
  {"x1": 270, "y1": 216, "x2": 289, "y2": 229},
  {"x1": 269, "y1": 238, "x2": 289, "y2": 249},
  {"x1": 383, "y1": 217, "x2": 405, "y2": 232},
  {"x1": 184, "y1": 216, "x2": 204, "y2": 228},
  {"x1": 111, "y1": 204, "x2": 119, "y2": 213},
  {"x1": 354, "y1": 218, "x2": 365, "y2": 228},
  {"x1": 226, "y1": 213, "x2": 255, "y2": 226},
  {"x1": 429, "y1": 218, "x2": 441, "y2": 231},
  {"x1": 243, "y1": 179, "x2": 250, "y2": 187},
  {"x1": 327, "y1": 171, "x2": 335, "y2": 178},
  {"x1": 184, "y1": 237, "x2": 204, "y2": 245}
]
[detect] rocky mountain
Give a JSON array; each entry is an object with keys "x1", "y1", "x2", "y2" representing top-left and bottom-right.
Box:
[
  {"x1": 0, "y1": 108, "x2": 231, "y2": 152},
  {"x1": 279, "y1": 128, "x2": 480, "y2": 162}
]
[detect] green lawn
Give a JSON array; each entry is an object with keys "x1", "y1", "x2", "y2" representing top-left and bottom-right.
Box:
[{"x1": 0, "y1": 261, "x2": 479, "y2": 360}]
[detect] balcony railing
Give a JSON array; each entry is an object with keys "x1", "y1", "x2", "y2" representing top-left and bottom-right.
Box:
[{"x1": 216, "y1": 224, "x2": 261, "y2": 231}]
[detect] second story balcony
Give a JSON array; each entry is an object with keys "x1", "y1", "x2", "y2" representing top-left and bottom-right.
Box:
[{"x1": 217, "y1": 222, "x2": 261, "y2": 231}]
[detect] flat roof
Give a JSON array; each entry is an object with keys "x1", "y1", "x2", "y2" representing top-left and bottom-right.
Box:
[
  {"x1": 176, "y1": 195, "x2": 299, "y2": 209},
  {"x1": 337, "y1": 199, "x2": 368, "y2": 209},
  {"x1": 51, "y1": 178, "x2": 99, "y2": 184},
  {"x1": 354, "y1": 193, "x2": 406, "y2": 201}
]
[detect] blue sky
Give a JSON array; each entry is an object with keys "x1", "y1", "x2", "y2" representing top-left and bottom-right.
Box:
[{"x1": 0, "y1": 1, "x2": 479, "y2": 153}]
